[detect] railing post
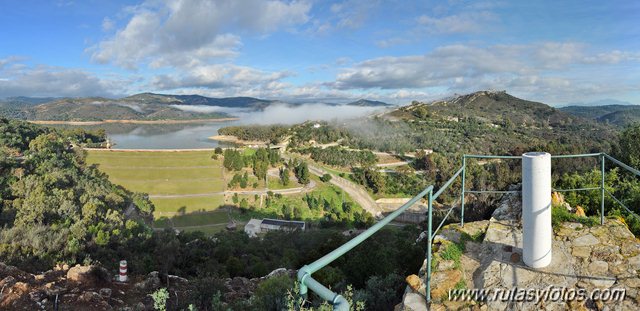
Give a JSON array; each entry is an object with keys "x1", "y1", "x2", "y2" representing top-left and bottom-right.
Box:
[
  {"x1": 600, "y1": 153, "x2": 606, "y2": 225},
  {"x1": 297, "y1": 268, "x2": 309, "y2": 310},
  {"x1": 460, "y1": 155, "x2": 466, "y2": 227},
  {"x1": 425, "y1": 188, "x2": 433, "y2": 303}
]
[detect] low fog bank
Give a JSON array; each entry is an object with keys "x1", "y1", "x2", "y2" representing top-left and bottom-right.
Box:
[
  {"x1": 234, "y1": 103, "x2": 389, "y2": 125},
  {"x1": 169, "y1": 104, "x2": 251, "y2": 114},
  {"x1": 170, "y1": 102, "x2": 390, "y2": 124}
]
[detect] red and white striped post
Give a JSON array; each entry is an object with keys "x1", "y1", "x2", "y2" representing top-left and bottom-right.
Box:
[{"x1": 119, "y1": 260, "x2": 128, "y2": 282}]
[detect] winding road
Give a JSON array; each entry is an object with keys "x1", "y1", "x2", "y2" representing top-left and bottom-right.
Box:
[{"x1": 280, "y1": 152, "x2": 383, "y2": 218}]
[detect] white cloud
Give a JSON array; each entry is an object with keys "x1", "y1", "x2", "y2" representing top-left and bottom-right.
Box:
[
  {"x1": 416, "y1": 11, "x2": 497, "y2": 34},
  {"x1": 582, "y1": 50, "x2": 640, "y2": 64},
  {"x1": 150, "y1": 64, "x2": 291, "y2": 91},
  {"x1": 91, "y1": 0, "x2": 311, "y2": 70},
  {"x1": 533, "y1": 42, "x2": 585, "y2": 69},
  {"x1": 102, "y1": 17, "x2": 114, "y2": 32},
  {"x1": 308, "y1": 0, "x2": 380, "y2": 34},
  {"x1": 330, "y1": 42, "x2": 640, "y2": 103},
  {"x1": 0, "y1": 58, "x2": 128, "y2": 98}
]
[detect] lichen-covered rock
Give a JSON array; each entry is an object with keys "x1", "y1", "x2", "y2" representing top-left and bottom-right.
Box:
[
  {"x1": 134, "y1": 271, "x2": 161, "y2": 291},
  {"x1": 406, "y1": 274, "x2": 422, "y2": 292},
  {"x1": 430, "y1": 269, "x2": 462, "y2": 299}
]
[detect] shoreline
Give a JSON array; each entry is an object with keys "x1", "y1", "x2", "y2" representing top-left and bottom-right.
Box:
[
  {"x1": 208, "y1": 135, "x2": 267, "y2": 146},
  {"x1": 84, "y1": 148, "x2": 219, "y2": 152},
  {"x1": 28, "y1": 117, "x2": 239, "y2": 125}
]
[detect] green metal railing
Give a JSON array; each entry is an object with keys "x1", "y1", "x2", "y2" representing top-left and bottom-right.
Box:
[{"x1": 297, "y1": 152, "x2": 640, "y2": 309}]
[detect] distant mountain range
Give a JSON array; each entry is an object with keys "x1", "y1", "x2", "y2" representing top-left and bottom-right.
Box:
[
  {"x1": 560, "y1": 105, "x2": 640, "y2": 127},
  {"x1": 0, "y1": 93, "x2": 390, "y2": 122},
  {"x1": 560, "y1": 99, "x2": 634, "y2": 107}
]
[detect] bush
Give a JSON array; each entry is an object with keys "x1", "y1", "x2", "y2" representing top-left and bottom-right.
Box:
[
  {"x1": 150, "y1": 288, "x2": 169, "y2": 311},
  {"x1": 320, "y1": 174, "x2": 332, "y2": 183},
  {"x1": 551, "y1": 206, "x2": 599, "y2": 230}
]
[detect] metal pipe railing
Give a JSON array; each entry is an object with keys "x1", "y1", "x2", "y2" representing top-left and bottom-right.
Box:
[
  {"x1": 604, "y1": 153, "x2": 640, "y2": 177},
  {"x1": 605, "y1": 189, "x2": 640, "y2": 221},
  {"x1": 460, "y1": 156, "x2": 466, "y2": 227},
  {"x1": 298, "y1": 152, "x2": 640, "y2": 309},
  {"x1": 601, "y1": 154, "x2": 606, "y2": 225},
  {"x1": 297, "y1": 185, "x2": 434, "y2": 309}
]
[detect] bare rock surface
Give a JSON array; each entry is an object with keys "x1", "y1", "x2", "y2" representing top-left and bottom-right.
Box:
[
  {"x1": 0, "y1": 261, "x2": 295, "y2": 310},
  {"x1": 399, "y1": 190, "x2": 640, "y2": 311}
]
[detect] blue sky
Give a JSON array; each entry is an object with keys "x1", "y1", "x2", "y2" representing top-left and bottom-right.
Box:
[{"x1": 0, "y1": 0, "x2": 638, "y2": 105}]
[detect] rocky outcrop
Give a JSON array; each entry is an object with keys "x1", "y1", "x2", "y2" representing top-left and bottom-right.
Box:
[
  {"x1": 399, "y1": 190, "x2": 640, "y2": 311},
  {"x1": 0, "y1": 261, "x2": 295, "y2": 310},
  {"x1": 223, "y1": 268, "x2": 296, "y2": 302}
]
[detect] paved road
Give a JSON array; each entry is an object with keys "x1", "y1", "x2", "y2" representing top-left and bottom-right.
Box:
[{"x1": 306, "y1": 162, "x2": 384, "y2": 218}]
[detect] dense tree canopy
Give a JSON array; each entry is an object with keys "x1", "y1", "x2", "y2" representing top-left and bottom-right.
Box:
[{"x1": 0, "y1": 118, "x2": 152, "y2": 270}]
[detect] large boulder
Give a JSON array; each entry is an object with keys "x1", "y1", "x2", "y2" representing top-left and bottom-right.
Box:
[
  {"x1": 66, "y1": 265, "x2": 108, "y2": 285},
  {"x1": 134, "y1": 271, "x2": 161, "y2": 291}
]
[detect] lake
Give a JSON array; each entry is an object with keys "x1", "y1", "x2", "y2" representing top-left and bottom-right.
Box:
[
  {"x1": 46, "y1": 103, "x2": 390, "y2": 149},
  {"x1": 52, "y1": 121, "x2": 240, "y2": 149}
]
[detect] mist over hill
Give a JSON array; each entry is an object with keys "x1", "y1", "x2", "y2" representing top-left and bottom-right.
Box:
[
  {"x1": 335, "y1": 90, "x2": 617, "y2": 155},
  {"x1": 0, "y1": 93, "x2": 391, "y2": 122}
]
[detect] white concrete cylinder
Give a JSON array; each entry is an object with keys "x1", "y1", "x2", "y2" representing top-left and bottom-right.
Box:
[{"x1": 522, "y1": 152, "x2": 552, "y2": 268}]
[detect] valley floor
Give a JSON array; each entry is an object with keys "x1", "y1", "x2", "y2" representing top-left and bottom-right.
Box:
[{"x1": 86, "y1": 149, "x2": 363, "y2": 235}]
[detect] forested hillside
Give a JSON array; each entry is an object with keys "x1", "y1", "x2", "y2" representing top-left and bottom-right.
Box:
[
  {"x1": 0, "y1": 118, "x2": 154, "y2": 270},
  {"x1": 0, "y1": 118, "x2": 424, "y2": 310},
  {"x1": 561, "y1": 104, "x2": 640, "y2": 127},
  {"x1": 355, "y1": 90, "x2": 617, "y2": 155}
]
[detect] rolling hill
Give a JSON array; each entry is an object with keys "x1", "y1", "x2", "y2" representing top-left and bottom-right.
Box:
[
  {"x1": 560, "y1": 104, "x2": 640, "y2": 127},
  {"x1": 0, "y1": 93, "x2": 390, "y2": 121},
  {"x1": 346, "y1": 99, "x2": 391, "y2": 107},
  {"x1": 341, "y1": 90, "x2": 618, "y2": 155}
]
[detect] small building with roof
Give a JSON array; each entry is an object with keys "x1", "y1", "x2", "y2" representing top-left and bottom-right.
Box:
[{"x1": 244, "y1": 218, "x2": 306, "y2": 237}]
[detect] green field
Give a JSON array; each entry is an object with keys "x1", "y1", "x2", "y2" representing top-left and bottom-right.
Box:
[
  {"x1": 86, "y1": 149, "x2": 362, "y2": 235},
  {"x1": 152, "y1": 195, "x2": 226, "y2": 214},
  {"x1": 86, "y1": 150, "x2": 228, "y2": 228}
]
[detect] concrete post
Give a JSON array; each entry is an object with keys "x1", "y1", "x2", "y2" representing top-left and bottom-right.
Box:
[
  {"x1": 119, "y1": 260, "x2": 128, "y2": 282},
  {"x1": 522, "y1": 152, "x2": 552, "y2": 268}
]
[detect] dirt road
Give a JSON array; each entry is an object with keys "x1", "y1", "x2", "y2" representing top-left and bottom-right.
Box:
[{"x1": 307, "y1": 164, "x2": 383, "y2": 218}]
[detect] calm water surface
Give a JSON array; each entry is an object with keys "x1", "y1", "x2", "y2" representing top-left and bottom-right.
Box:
[{"x1": 55, "y1": 121, "x2": 240, "y2": 149}]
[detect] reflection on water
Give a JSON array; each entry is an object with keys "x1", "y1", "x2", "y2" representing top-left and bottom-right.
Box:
[
  {"x1": 44, "y1": 103, "x2": 390, "y2": 149},
  {"x1": 51, "y1": 121, "x2": 240, "y2": 149}
]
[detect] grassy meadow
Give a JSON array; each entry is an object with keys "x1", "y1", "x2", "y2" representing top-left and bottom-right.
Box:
[
  {"x1": 86, "y1": 150, "x2": 230, "y2": 232},
  {"x1": 86, "y1": 149, "x2": 364, "y2": 235}
]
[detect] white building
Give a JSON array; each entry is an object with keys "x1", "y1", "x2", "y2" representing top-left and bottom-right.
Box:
[
  {"x1": 244, "y1": 219, "x2": 263, "y2": 238},
  {"x1": 244, "y1": 218, "x2": 306, "y2": 237}
]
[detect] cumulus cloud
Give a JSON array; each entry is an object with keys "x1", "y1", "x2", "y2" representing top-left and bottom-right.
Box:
[
  {"x1": 332, "y1": 42, "x2": 640, "y2": 91},
  {"x1": 91, "y1": 0, "x2": 311, "y2": 69},
  {"x1": 333, "y1": 44, "x2": 528, "y2": 90},
  {"x1": 151, "y1": 64, "x2": 291, "y2": 90},
  {"x1": 416, "y1": 11, "x2": 497, "y2": 34},
  {"x1": 328, "y1": 42, "x2": 640, "y2": 103},
  {"x1": 0, "y1": 58, "x2": 127, "y2": 98}
]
